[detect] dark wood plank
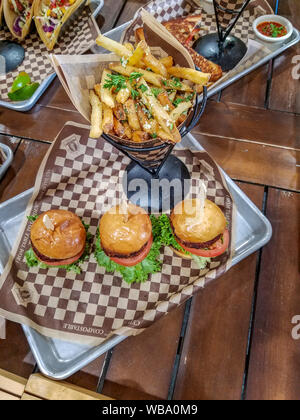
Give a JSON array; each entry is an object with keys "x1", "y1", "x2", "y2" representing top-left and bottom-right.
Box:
[
  {"x1": 0, "y1": 322, "x2": 35, "y2": 379},
  {"x1": 0, "y1": 140, "x2": 49, "y2": 203},
  {"x1": 245, "y1": 188, "x2": 300, "y2": 400},
  {"x1": 269, "y1": 0, "x2": 300, "y2": 114},
  {"x1": 221, "y1": 65, "x2": 270, "y2": 108},
  {"x1": 115, "y1": 0, "x2": 148, "y2": 26},
  {"x1": 193, "y1": 101, "x2": 300, "y2": 150},
  {"x1": 0, "y1": 107, "x2": 85, "y2": 142},
  {"x1": 192, "y1": 132, "x2": 299, "y2": 192},
  {"x1": 101, "y1": 305, "x2": 186, "y2": 400},
  {"x1": 96, "y1": 0, "x2": 127, "y2": 34},
  {"x1": 173, "y1": 182, "x2": 264, "y2": 400}
]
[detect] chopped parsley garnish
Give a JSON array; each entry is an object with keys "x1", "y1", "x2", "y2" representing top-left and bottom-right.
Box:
[
  {"x1": 104, "y1": 74, "x2": 127, "y2": 93},
  {"x1": 131, "y1": 89, "x2": 139, "y2": 100},
  {"x1": 151, "y1": 87, "x2": 162, "y2": 98},
  {"x1": 139, "y1": 84, "x2": 148, "y2": 93},
  {"x1": 129, "y1": 72, "x2": 143, "y2": 83}
]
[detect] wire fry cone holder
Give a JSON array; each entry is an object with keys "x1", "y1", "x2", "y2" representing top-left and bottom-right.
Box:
[
  {"x1": 101, "y1": 87, "x2": 208, "y2": 212},
  {"x1": 193, "y1": 0, "x2": 251, "y2": 72}
]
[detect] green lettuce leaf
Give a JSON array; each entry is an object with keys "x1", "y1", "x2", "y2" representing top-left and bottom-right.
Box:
[
  {"x1": 94, "y1": 217, "x2": 162, "y2": 284},
  {"x1": 156, "y1": 214, "x2": 210, "y2": 270},
  {"x1": 24, "y1": 223, "x2": 92, "y2": 274}
]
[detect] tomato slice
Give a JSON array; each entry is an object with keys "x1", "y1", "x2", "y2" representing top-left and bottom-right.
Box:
[
  {"x1": 109, "y1": 235, "x2": 153, "y2": 267},
  {"x1": 179, "y1": 229, "x2": 230, "y2": 258}
]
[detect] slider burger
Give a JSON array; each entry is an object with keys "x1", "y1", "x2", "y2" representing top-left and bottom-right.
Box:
[
  {"x1": 161, "y1": 198, "x2": 229, "y2": 267},
  {"x1": 95, "y1": 203, "x2": 162, "y2": 283},
  {"x1": 25, "y1": 209, "x2": 90, "y2": 273}
]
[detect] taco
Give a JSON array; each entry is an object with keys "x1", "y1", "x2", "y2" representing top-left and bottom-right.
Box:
[
  {"x1": 3, "y1": 0, "x2": 36, "y2": 40},
  {"x1": 34, "y1": 0, "x2": 85, "y2": 51}
]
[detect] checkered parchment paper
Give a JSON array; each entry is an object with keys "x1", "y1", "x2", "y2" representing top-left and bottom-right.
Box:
[
  {"x1": 0, "y1": 2, "x2": 100, "y2": 100},
  {"x1": 0, "y1": 122, "x2": 235, "y2": 346},
  {"x1": 122, "y1": 0, "x2": 274, "y2": 85}
]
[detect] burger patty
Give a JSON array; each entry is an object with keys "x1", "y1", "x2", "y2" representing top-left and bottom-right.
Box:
[
  {"x1": 31, "y1": 242, "x2": 82, "y2": 263},
  {"x1": 102, "y1": 239, "x2": 149, "y2": 259},
  {"x1": 170, "y1": 220, "x2": 222, "y2": 250}
]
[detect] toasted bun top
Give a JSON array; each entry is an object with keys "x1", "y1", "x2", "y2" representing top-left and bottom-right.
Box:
[
  {"x1": 30, "y1": 210, "x2": 86, "y2": 260},
  {"x1": 100, "y1": 203, "x2": 152, "y2": 256},
  {"x1": 170, "y1": 199, "x2": 226, "y2": 243}
]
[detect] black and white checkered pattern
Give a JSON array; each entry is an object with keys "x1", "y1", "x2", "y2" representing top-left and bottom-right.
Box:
[{"x1": 0, "y1": 6, "x2": 98, "y2": 100}]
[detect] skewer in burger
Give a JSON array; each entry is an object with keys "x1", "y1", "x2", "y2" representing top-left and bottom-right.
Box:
[
  {"x1": 95, "y1": 202, "x2": 162, "y2": 284},
  {"x1": 25, "y1": 209, "x2": 91, "y2": 273},
  {"x1": 159, "y1": 198, "x2": 230, "y2": 269}
]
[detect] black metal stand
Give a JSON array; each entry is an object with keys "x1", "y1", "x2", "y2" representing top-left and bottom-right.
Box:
[
  {"x1": 102, "y1": 86, "x2": 208, "y2": 212},
  {"x1": 193, "y1": 0, "x2": 251, "y2": 72},
  {"x1": 0, "y1": 41, "x2": 25, "y2": 73}
]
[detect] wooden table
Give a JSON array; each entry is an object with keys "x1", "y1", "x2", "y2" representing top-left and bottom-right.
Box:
[{"x1": 0, "y1": 0, "x2": 299, "y2": 401}]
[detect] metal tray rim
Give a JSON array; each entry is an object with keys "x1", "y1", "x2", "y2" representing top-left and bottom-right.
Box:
[
  {"x1": 0, "y1": 0, "x2": 104, "y2": 112},
  {"x1": 0, "y1": 143, "x2": 13, "y2": 181}
]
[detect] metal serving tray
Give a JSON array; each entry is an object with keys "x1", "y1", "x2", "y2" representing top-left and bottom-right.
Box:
[
  {"x1": 0, "y1": 143, "x2": 13, "y2": 181},
  {"x1": 0, "y1": 133, "x2": 272, "y2": 379},
  {"x1": 0, "y1": 0, "x2": 104, "y2": 112},
  {"x1": 91, "y1": 22, "x2": 300, "y2": 101}
]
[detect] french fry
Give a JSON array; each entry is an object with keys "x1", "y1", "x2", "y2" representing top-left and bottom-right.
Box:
[
  {"x1": 159, "y1": 56, "x2": 173, "y2": 68},
  {"x1": 156, "y1": 128, "x2": 174, "y2": 143},
  {"x1": 168, "y1": 66, "x2": 211, "y2": 86},
  {"x1": 157, "y1": 91, "x2": 175, "y2": 111},
  {"x1": 123, "y1": 122, "x2": 132, "y2": 140},
  {"x1": 138, "y1": 40, "x2": 168, "y2": 78},
  {"x1": 128, "y1": 44, "x2": 145, "y2": 67},
  {"x1": 100, "y1": 69, "x2": 115, "y2": 108},
  {"x1": 161, "y1": 78, "x2": 193, "y2": 92},
  {"x1": 89, "y1": 90, "x2": 103, "y2": 139},
  {"x1": 113, "y1": 103, "x2": 127, "y2": 121},
  {"x1": 135, "y1": 27, "x2": 146, "y2": 43},
  {"x1": 124, "y1": 98, "x2": 141, "y2": 131},
  {"x1": 113, "y1": 117, "x2": 126, "y2": 138},
  {"x1": 96, "y1": 34, "x2": 132, "y2": 58},
  {"x1": 137, "y1": 78, "x2": 181, "y2": 143},
  {"x1": 124, "y1": 42, "x2": 134, "y2": 52},
  {"x1": 102, "y1": 103, "x2": 114, "y2": 134},
  {"x1": 116, "y1": 81, "x2": 131, "y2": 104},
  {"x1": 176, "y1": 114, "x2": 186, "y2": 126},
  {"x1": 132, "y1": 131, "x2": 150, "y2": 143},
  {"x1": 168, "y1": 90, "x2": 177, "y2": 102},
  {"x1": 169, "y1": 101, "x2": 193, "y2": 122},
  {"x1": 109, "y1": 63, "x2": 163, "y2": 87},
  {"x1": 136, "y1": 104, "x2": 158, "y2": 135}
]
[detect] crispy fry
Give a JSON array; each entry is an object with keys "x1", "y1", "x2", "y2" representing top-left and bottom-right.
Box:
[
  {"x1": 109, "y1": 63, "x2": 162, "y2": 87},
  {"x1": 123, "y1": 122, "x2": 132, "y2": 140},
  {"x1": 176, "y1": 114, "x2": 186, "y2": 126},
  {"x1": 100, "y1": 69, "x2": 115, "y2": 108},
  {"x1": 168, "y1": 66, "x2": 211, "y2": 86},
  {"x1": 116, "y1": 81, "x2": 131, "y2": 104},
  {"x1": 96, "y1": 34, "x2": 132, "y2": 58},
  {"x1": 102, "y1": 103, "x2": 114, "y2": 134},
  {"x1": 89, "y1": 90, "x2": 103, "y2": 139},
  {"x1": 167, "y1": 90, "x2": 177, "y2": 102},
  {"x1": 159, "y1": 56, "x2": 173, "y2": 68},
  {"x1": 135, "y1": 27, "x2": 146, "y2": 43},
  {"x1": 156, "y1": 128, "x2": 174, "y2": 143},
  {"x1": 157, "y1": 91, "x2": 175, "y2": 111},
  {"x1": 170, "y1": 101, "x2": 193, "y2": 122},
  {"x1": 124, "y1": 98, "x2": 141, "y2": 131},
  {"x1": 113, "y1": 117, "x2": 126, "y2": 138},
  {"x1": 128, "y1": 44, "x2": 145, "y2": 67},
  {"x1": 132, "y1": 131, "x2": 150, "y2": 143},
  {"x1": 113, "y1": 103, "x2": 126, "y2": 121},
  {"x1": 136, "y1": 104, "x2": 158, "y2": 135},
  {"x1": 124, "y1": 42, "x2": 134, "y2": 52},
  {"x1": 138, "y1": 40, "x2": 168, "y2": 78},
  {"x1": 137, "y1": 78, "x2": 181, "y2": 143}
]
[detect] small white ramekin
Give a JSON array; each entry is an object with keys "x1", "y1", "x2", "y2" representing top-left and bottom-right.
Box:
[{"x1": 253, "y1": 14, "x2": 293, "y2": 44}]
